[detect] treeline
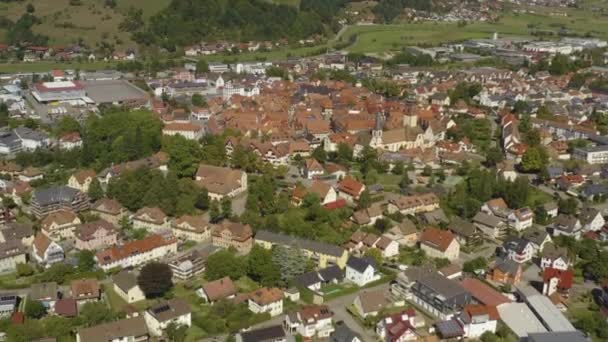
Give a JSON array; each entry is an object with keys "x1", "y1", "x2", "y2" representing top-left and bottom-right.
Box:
[
  {"x1": 125, "y1": 0, "x2": 349, "y2": 50},
  {"x1": 374, "y1": 0, "x2": 433, "y2": 23}
]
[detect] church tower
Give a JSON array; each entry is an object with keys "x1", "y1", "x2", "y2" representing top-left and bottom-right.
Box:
[{"x1": 370, "y1": 112, "x2": 383, "y2": 147}]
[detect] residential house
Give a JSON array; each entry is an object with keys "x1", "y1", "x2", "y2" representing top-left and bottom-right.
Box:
[
  {"x1": 236, "y1": 325, "x2": 286, "y2": 342},
  {"x1": 345, "y1": 256, "x2": 381, "y2": 287},
  {"x1": 540, "y1": 244, "x2": 571, "y2": 271},
  {"x1": 32, "y1": 233, "x2": 64, "y2": 266},
  {"x1": 91, "y1": 198, "x2": 127, "y2": 226},
  {"x1": 331, "y1": 322, "x2": 362, "y2": 342},
  {"x1": 284, "y1": 305, "x2": 334, "y2": 338},
  {"x1": 74, "y1": 219, "x2": 117, "y2": 250},
  {"x1": 0, "y1": 294, "x2": 18, "y2": 318},
  {"x1": 112, "y1": 271, "x2": 146, "y2": 304},
  {"x1": 411, "y1": 272, "x2": 471, "y2": 320},
  {"x1": 436, "y1": 304, "x2": 498, "y2": 339},
  {"x1": 543, "y1": 202, "x2": 559, "y2": 218},
  {"x1": 376, "y1": 309, "x2": 420, "y2": 342},
  {"x1": 96, "y1": 233, "x2": 177, "y2": 271},
  {"x1": 337, "y1": 177, "x2": 365, "y2": 202},
  {"x1": 579, "y1": 207, "x2": 605, "y2": 232},
  {"x1": 67, "y1": 169, "x2": 96, "y2": 193},
  {"x1": 55, "y1": 298, "x2": 77, "y2": 318},
  {"x1": 40, "y1": 209, "x2": 81, "y2": 241},
  {"x1": 168, "y1": 249, "x2": 208, "y2": 280},
  {"x1": 522, "y1": 228, "x2": 552, "y2": 253},
  {"x1": 292, "y1": 180, "x2": 338, "y2": 206},
  {"x1": 71, "y1": 278, "x2": 100, "y2": 305},
  {"x1": 30, "y1": 185, "x2": 89, "y2": 218},
  {"x1": 302, "y1": 158, "x2": 324, "y2": 179},
  {"x1": 195, "y1": 164, "x2": 247, "y2": 200},
  {"x1": 211, "y1": 221, "x2": 253, "y2": 253},
  {"x1": 143, "y1": 298, "x2": 191, "y2": 336},
  {"x1": 197, "y1": 277, "x2": 237, "y2": 303},
  {"x1": 460, "y1": 277, "x2": 511, "y2": 309},
  {"x1": 501, "y1": 237, "x2": 535, "y2": 264},
  {"x1": 59, "y1": 132, "x2": 82, "y2": 150},
  {"x1": 255, "y1": 230, "x2": 348, "y2": 268},
  {"x1": 346, "y1": 231, "x2": 398, "y2": 259},
  {"x1": 132, "y1": 207, "x2": 170, "y2": 233},
  {"x1": 419, "y1": 227, "x2": 460, "y2": 261},
  {"x1": 486, "y1": 259, "x2": 522, "y2": 285},
  {"x1": 508, "y1": 207, "x2": 534, "y2": 231},
  {"x1": 76, "y1": 316, "x2": 149, "y2": 342},
  {"x1": 551, "y1": 214, "x2": 582, "y2": 239},
  {"x1": 248, "y1": 287, "x2": 284, "y2": 317},
  {"x1": 472, "y1": 212, "x2": 507, "y2": 240},
  {"x1": 172, "y1": 215, "x2": 211, "y2": 242},
  {"x1": 30, "y1": 282, "x2": 58, "y2": 312},
  {"x1": 481, "y1": 198, "x2": 511, "y2": 221},
  {"x1": 18, "y1": 167, "x2": 43, "y2": 182},
  {"x1": 387, "y1": 193, "x2": 440, "y2": 216},
  {"x1": 353, "y1": 289, "x2": 389, "y2": 318},
  {"x1": 295, "y1": 266, "x2": 344, "y2": 291},
  {"x1": 0, "y1": 223, "x2": 34, "y2": 247},
  {"x1": 162, "y1": 122, "x2": 204, "y2": 140},
  {"x1": 351, "y1": 203, "x2": 383, "y2": 226},
  {"x1": 0, "y1": 241, "x2": 26, "y2": 274},
  {"x1": 542, "y1": 268, "x2": 573, "y2": 296},
  {"x1": 383, "y1": 219, "x2": 419, "y2": 247},
  {"x1": 448, "y1": 217, "x2": 483, "y2": 247}
]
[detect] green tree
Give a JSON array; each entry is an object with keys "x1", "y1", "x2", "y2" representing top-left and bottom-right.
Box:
[
  {"x1": 163, "y1": 135, "x2": 203, "y2": 177},
  {"x1": 195, "y1": 188, "x2": 210, "y2": 210},
  {"x1": 311, "y1": 146, "x2": 327, "y2": 163},
  {"x1": 54, "y1": 116, "x2": 81, "y2": 137},
  {"x1": 16, "y1": 263, "x2": 34, "y2": 277},
  {"x1": 221, "y1": 197, "x2": 232, "y2": 218},
  {"x1": 558, "y1": 197, "x2": 579, "y2": 215},
  {"x1": 196, "y1": 59, "x2": 209, "y2": 73},
  {"x1": 137, "y1": 262, "x2": 174, "y2": 298},
  {"x1": 87, "y1": 178, "x2": 104, "y2": 202},
  {"x1": 521, "y1": 146, "x2": 548, "y2": 172},
  {"x1": 192, "y1": 93, "x2": 206, "y2": 107},
  {"x1": 463, "y1": 257, "x2": 488, "y2": 273},
  {"x1": 271, "y1": 245, "x2": 307, "y2": 284},
  {"x1": 25, "y1": 299, "x2": 46, "y2": 319},
  {"x1": 357, "y1": 190, "x2": 372, "y2": 209},
  {"x1": 247, "y1": 245, "x2": 281, "y2": 287},
  {"x1": 78, "y1": 301, "x2": 114, "y2": 327},
  {"x1": 166, "y1": 322, "x2": 188, "y2": 342},
  {"x1": 6, "y1": 319, "x2": 44, "y2": 342},
  {"x1": 399, "y1": 173, "x2": 410, "y2": 190},
  {"x1": 77, "y1": 250, "x2": 96, "y2": 272},
  {"x1": 206, "y1": 249, "x2": 246, "y2": 281},
  {"x1": 485, "y1": 147, "x2": 504, "y2": 167},
  {"x1": 209, "y1": 200, "x2": 221, "y2": 223},
  {"x1": 364, "y1": 248, "x2": 383, "y2": 267}
]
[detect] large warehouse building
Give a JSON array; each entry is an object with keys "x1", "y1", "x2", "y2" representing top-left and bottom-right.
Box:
[{"x1": 31, "y1": 81, "x2": 87, "y2": 103}]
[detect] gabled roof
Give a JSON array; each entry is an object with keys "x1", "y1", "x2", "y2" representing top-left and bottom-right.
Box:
[
  {"x1": 146, "y1": 298, "x2": 190, "y2": 323},
  {"x1": 420, "y1": 227, "x2": 455, "y2": 252},
  {"x1": 346, "y1": 256, "x2": 375, "y2": 273},
  {"x1": 460, "y1": 277, "x2": 510, "y2": 307},
  {"x1": 201, "y1": 276, "x2": 236, "y2": 302}
]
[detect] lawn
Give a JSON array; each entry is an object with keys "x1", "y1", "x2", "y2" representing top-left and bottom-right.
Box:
[
  {"x1": 0, "y1": 0, "x2": 170, "y2": 49},
  {"x1": 527, "y1": 187, "x2": 553, "y2": 207},
  {"x1": 0, "y1": 61, "x2": 117, "y2": 73}
]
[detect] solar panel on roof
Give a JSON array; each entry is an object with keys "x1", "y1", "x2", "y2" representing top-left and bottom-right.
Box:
[{"x1": 153, "y1": 304, "x2": 170, "y2": 314}]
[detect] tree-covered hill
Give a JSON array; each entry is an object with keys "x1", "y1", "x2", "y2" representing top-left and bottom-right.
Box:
[{"x1": 127, "y1": 0, "x2": 349, "y2": 50}]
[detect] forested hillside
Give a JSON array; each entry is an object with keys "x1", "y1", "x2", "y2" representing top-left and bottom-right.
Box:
[{"x1": 126, "y1": 0, "x2": 349, "y2": 50}]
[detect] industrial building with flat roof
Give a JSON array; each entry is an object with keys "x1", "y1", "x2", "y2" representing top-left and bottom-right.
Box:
[{"x1": 31, "y1": 81, "x2": 86, "y2": 103}]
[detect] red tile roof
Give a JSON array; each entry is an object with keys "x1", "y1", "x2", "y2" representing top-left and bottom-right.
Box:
[
  {"x1": 460, "y1": 277, "x2": 511, "y2": 307},
  {"x1": 420, "y1": 227, "x2": 455, "y2": 252},
  {"x1": 543, "y1": 268, "x2": 573, "y2": 290}
]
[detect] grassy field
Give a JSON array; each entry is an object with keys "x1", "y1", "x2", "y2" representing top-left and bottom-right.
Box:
[
  {"x1": 0, "y1": 60, "x2": 117, "y2": 73},
  {"x1": 0, "y1": 0, "x2": 170, "y2": 49}
]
